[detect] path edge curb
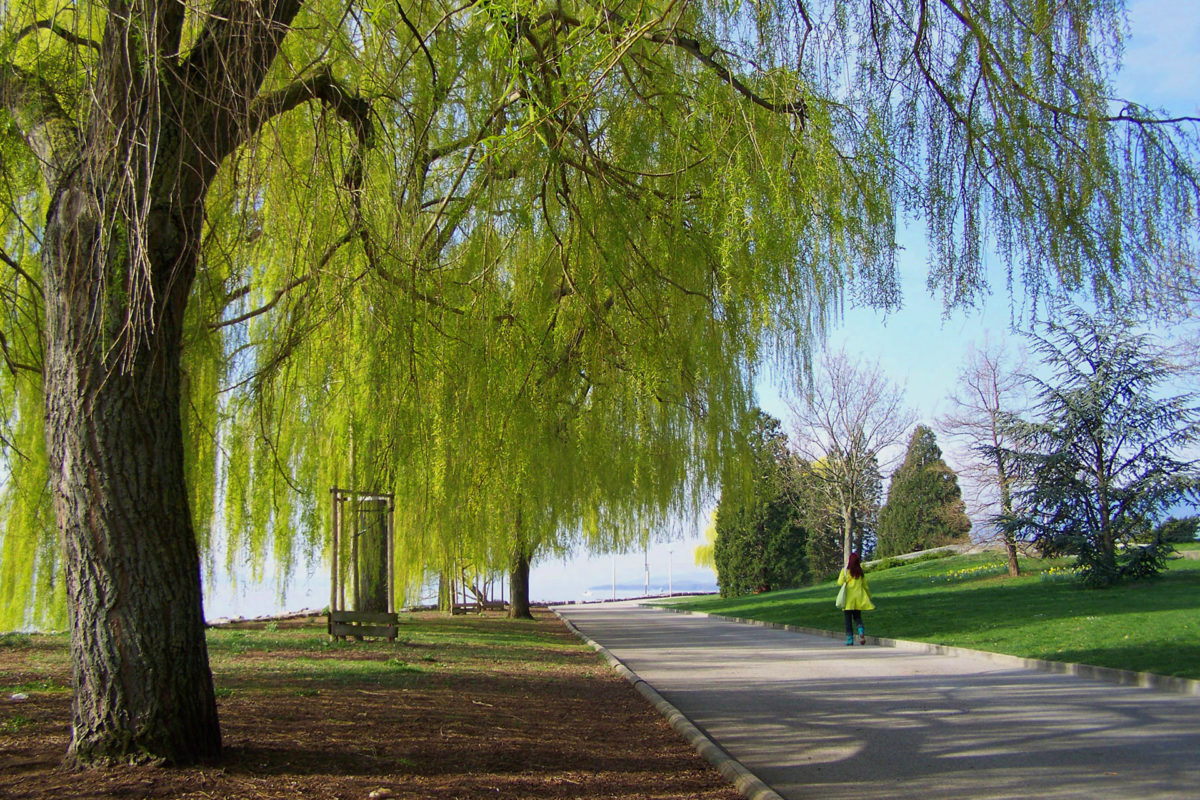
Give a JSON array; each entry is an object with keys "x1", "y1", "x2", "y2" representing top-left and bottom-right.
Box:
[
  {"x1": 643, "y1": 603, "x2": 1200, "y2": 697},
  {"x1": 552, "y1": 608, "x2": 785, "y2": 800}
]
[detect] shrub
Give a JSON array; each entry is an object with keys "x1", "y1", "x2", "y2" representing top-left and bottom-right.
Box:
[{"x1": 1156, "y1": 516, "x2": 1200, "y2": 543}]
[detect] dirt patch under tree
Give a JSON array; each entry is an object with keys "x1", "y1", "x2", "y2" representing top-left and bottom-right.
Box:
[{"x1": 0, "y1": 608, "x2": 743, "y2": 800}]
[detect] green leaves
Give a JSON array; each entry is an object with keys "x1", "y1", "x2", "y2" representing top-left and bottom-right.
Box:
[
  {"x1": 714, "y1": 409, "x2": 808, "y2": 596},
  {"x1": 1000, "y1": 307, "x2": 1200, "y2": 586},
  {"x1": 877, "y1": 426, "x2": 972, "y2": 558},
  {"x1": 1, "y1": 0, "x2": 1198, "y2": 626}
]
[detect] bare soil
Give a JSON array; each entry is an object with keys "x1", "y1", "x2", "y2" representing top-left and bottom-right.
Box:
[{"x1": 0, "y1": 608, "x2": 741, "y2": 799}]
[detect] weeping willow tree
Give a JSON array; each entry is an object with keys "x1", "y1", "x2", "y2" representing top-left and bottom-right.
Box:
[{"x1": 1, "y1": 0, "x2": 1198, "y2": 769}]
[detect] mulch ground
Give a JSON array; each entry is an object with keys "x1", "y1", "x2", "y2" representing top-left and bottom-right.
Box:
[{"x1": 0, "y1": 608, "x2": 742, "y2": 799}]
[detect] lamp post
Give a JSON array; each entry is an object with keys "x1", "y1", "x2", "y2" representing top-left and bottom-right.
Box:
[
  {"x1": 668, "y1": 548, "x2": 674, "y2": 597},
  {"x1": 643, "y1": 545, "x2": 649, "y2": 597}
]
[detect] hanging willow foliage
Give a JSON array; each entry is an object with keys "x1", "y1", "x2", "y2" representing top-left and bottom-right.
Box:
[{"x1": 1, "y1": 0, "x2": 1198, "y2": 629}]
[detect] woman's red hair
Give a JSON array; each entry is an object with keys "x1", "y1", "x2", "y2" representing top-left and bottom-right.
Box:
[{"x1": 847, "y1": 552, "x2": 864, "y2": 578}]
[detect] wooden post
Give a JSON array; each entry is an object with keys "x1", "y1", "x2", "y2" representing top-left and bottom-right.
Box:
[
  {"x1": 330, "y1": 488, "x2": 339, "y2": 615},
  {"x1": 386, "y1": 494, "x2": 395, "y2": 615},
  {"x1": 328, "y1": 487, "x2": 398, "y2": 641},
  {"x1": 337, "y1": 496, "x2": 347, "y2": 613},
  {"x1": 351, "y1": 498, "x2": 360, "y2": 612}
]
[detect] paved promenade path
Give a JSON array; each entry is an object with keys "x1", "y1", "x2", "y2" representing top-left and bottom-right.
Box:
[{"x1": 555, "y1": 601, "x2": 1200, "y2": 800}]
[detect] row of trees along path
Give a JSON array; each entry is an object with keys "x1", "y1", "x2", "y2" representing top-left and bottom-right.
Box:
[{"x1": 711, "y1": 308, "x2": 1200, "y2": 597}]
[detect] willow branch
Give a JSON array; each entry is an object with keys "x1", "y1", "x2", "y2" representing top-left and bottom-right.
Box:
[
  {"x1": 210, "y1": 269, "x2": 321, "y2": 331},
  {"x1": 0, "y1": 62, "x2": 76, "y2": 181},
  {"x1": 516, "y1": 8, "x2": 806, "y2": 124},
  {"x1": 795, "y1": 0, "x2": 814, "y2": 64},
  {"x1": 940, "y1": 0, "x2": 1200, "y2": 126},
  {"x1": 244, "y1": 66, "x2": 374, "y2": 150},
  {"x1": 396, "y1": 1, "x2": 437, "y2": 85},
  {"x1": 0, "y1": 329, "x2": 40, "y2": 376},
  {"x1": 641, "y1": 29, "x2": 808, "y2": 123},
  {"x1": 0, "y1": 246, "x2": 44, "y2": 300},
  {"x1": 213, "y1": 64, "x2": 376, "y2": 329},
  {"x1": 13, "y1": 19, "x2": 102, "y2": 52},
  {"x1": 182, "y1": 0, "x2": 305, "y2": 157}
]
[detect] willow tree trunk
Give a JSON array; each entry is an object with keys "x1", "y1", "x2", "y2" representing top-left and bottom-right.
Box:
[
  {"x1": 37, "y1": 29, "x2": 236, "y2": 758},
  {"x1": 16, "y1": 0, "x2": 320, "y2": 766},
  {"x1": 508, "y1": 550, "x2": 532, "y2": 619},
  {"x1": 42, "y1": 136, "x2": 220, "y2": 767},
  {"x1": 438, "y1": 571, "x2": 454, "y2": 613}
]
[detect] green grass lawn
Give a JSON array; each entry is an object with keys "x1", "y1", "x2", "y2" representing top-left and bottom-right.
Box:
[
  {"x1": 0, "y1": 612, "x2": 589, "y2": 702},
  {"x1": 662, "y1": 552, "x2": 1200, "y2": 680}
]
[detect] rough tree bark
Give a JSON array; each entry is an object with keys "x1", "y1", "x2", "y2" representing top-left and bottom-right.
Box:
[
  {"x1": 9, "y1": 0, "x2": 333, "y2": 765},
  {"x1": 508, "y1": 549, "x2": 533, "y2": 620},
  {"x1": 43, "y1": 152, "x2": 220, "y2": 767}
]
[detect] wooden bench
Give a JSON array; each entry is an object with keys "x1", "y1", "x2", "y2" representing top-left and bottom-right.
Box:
[{"x1": 328, "y1": 610, "x2": 398, "y2": 641}]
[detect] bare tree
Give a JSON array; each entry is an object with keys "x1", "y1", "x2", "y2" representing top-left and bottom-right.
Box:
[
  {"x1": 786, "y1": 349, "x2": 914, "y2": 564},
  {"x1": 938, "y1": 338, "x2": 1027, "y2": 576}
]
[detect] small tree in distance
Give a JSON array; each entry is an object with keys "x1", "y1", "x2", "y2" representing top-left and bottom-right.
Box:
[
  {"x1": 1156, "y1": 516, "x2": 1200, "y2": 544},
  {"x1": 1000, "y1": 309, "x2": 1200, "y2": 586},
  {"x1": 877, "y1": 426, "x2": 971, "y2": 558},
  {"x1": 797, "y1": 455, "x2": 881, "y2": 580},
  {"x1": 940, "y1": 340, "x2": 1028, "y2": 576},
  {"x1": 787, "y1": 348, "x2": 914, "y2": 566},
  {"x1": 713, "y1": 410, "x2": 808, "y2": 597}
]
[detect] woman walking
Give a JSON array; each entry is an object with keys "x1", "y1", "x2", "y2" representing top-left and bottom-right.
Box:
[{"x1": 837, "y1": 552, "x2": 874, "y2": 645}]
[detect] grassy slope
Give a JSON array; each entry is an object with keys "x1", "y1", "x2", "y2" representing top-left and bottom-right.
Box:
[{"x1": 663, "y1": 553, "x2": 1200, "y2": 680}]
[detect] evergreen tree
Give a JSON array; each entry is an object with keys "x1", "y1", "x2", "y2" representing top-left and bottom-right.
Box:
[
  {"x1": 1001, "y1": 309, "x2": 1200, "y2": 586},
  {"x1": 877, "y1": 426, "x2": 972, "y2": 558},
  {"x1": 713, "y1": 411, "x2": 807, "y2": 597},
  {"x1": 1156, "y1": 516, "x2": 1199, "y2": 544},
  {"x1": 802, "y1": 511, "x2": 845, "y2": 583}
]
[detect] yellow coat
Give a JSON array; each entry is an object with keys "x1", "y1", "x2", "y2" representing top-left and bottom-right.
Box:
[{"x1": 837, "y1": 569, "x2": 875, "y2": 611}]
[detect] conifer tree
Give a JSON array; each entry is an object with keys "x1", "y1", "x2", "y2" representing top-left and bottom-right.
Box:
[
  {"x1": 713, "y1": 410, "x2": 807, "y2": 597},
  {"x1": 877, "y1": 425, "x2": 972, "y2": 557},
  {"x1": 1000, "y1": 308, "x2": 1200, "y2": 586}
]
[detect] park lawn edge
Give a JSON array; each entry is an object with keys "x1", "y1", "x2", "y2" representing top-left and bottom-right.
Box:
[{"x1": 657, "y1": 552, "x2": 1200, "y2": 681}]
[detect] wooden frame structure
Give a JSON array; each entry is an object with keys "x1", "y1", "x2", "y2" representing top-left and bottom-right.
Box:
[
  {"x1": 446, "y1": 567, "x2": 507, "y2": 614},
  {"x1": 329, "y1": 487, "x2": 397, "y2": 641}
]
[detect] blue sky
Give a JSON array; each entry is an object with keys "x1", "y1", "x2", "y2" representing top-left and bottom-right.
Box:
[{"x1": 205, "y1": 1, "x2": 1200, "y2": 617}]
